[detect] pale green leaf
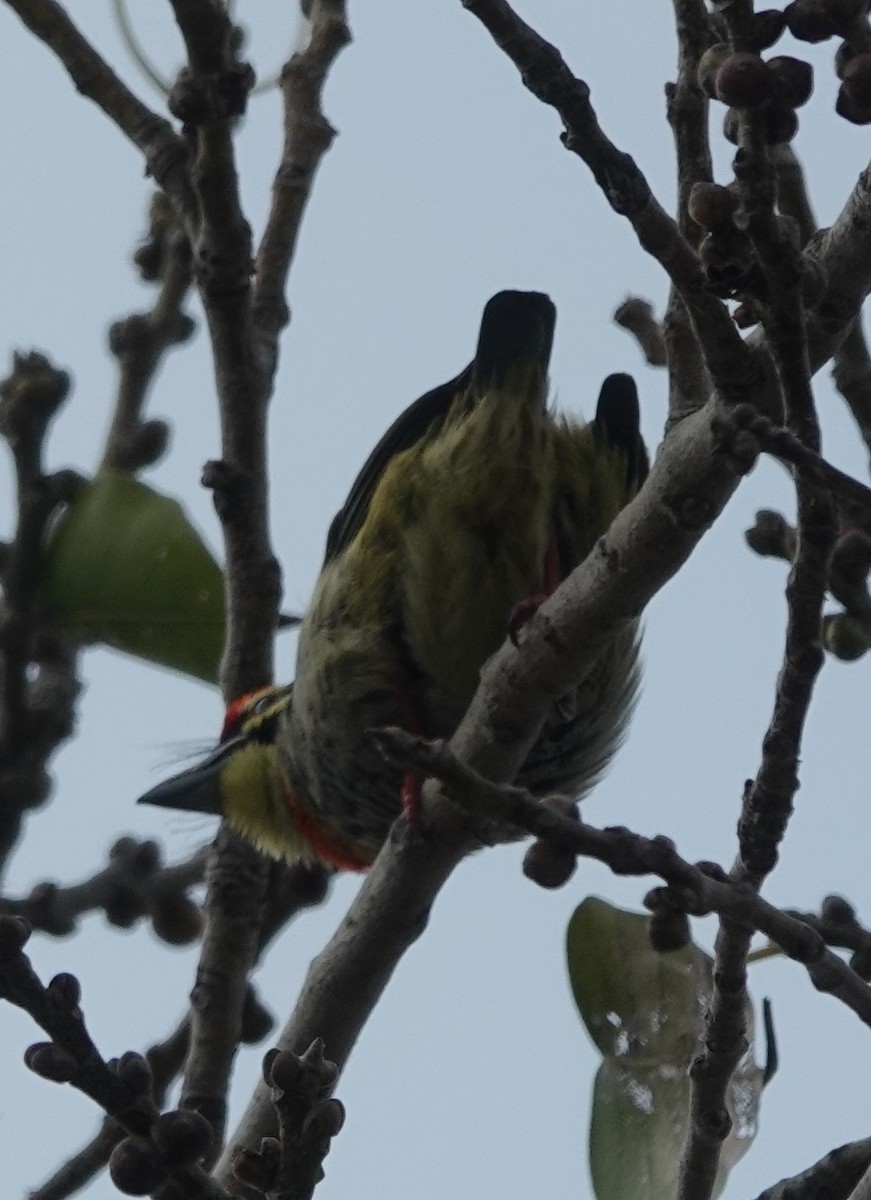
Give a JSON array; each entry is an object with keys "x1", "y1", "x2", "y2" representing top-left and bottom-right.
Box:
[{"x1": 38, "y1": 470, "x2": 224, "y2": 684}]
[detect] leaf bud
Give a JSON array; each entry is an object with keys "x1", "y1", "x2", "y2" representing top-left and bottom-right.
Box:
[
  {"x1": 152, "y1": 1109, "x2": 213, "y2": 1167},
  {"x1": 823, "y1": 0, "x2": 871, "y2": 30},
  {"x1": 821, "y1": 894, "x2": 856, "y2": 924},
  {"x1": 0, "y1": 914, "x2": 32, "y2": 955},
  {"x1": 304, "y1": 1097, "x2": 346, "y2": 1139},
  {"x1": 842, "y1": 52, "x2": 871, "y2": 106},
  {"x1": 47, "y1": 972, "x2": 82, "y2": 1012},
  {"x1": 835, "y1": 40, "x2": 857, "y2": 80},
  {"x1": 522, "y1": 839, "x2": 577, "y2": 889},
  {"x1": 115, "y1": 1050, "x2": 154, "y2": 1096},
  {"x1": 763, "y1": 104, "x2": 800, "y2": 143},
  {"x1": 785, "y1": 0, "x2": 839, "y2": 41},
  {"x1": 715, "y1": 53, "x2": 772, "y2": 107},
  {"x1": 822, "y1": 612, "x2": 871, "y2": 659},
  {"x1": 752, "y1": 9, "x2": 788, "y2": 50},
  {"x1": 151, "y1": 895, "x2": 203, "y2": 946},
  {"x1": 688, "y1": 182, "x2": 738, "y2": 231},
  {"x1": 109, "y1": 1135, "x2": 167, "y2": 1196},
  {"x1": 697, "y1": 42, "x2": 732, "y2": 98},
  {"x1": 836, "y1": 83, "x2": 871, "y2": 122},
  {"x1": 648, "y1": 906, "x2": 692, "y2": 953},
  {"x1": 233, "y1": 1144, "x2": 279, "y2": 1191},
  {"x1": 25, "y1": 1041, "x2": 78, "y2": 1083},
  {"x1": 723, "y1": 106, "x2": 742, "y2": 145},
  {"x1": 241, "y1": 987, "x2": 275, "y2": 1044},
  {"x1": 767, "y1": 56, "x2": 814, "y2": 107}
]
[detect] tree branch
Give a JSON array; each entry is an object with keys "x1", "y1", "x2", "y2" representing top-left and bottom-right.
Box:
[
  {"x1": 215, "y1": 390, "x2": 770, "y2": 1176},
  {"x1": 253, "y1": 0, "x2": 351, "y2": 343},
  {"x1": 101, "y1": 193, "x2": 195, "y2": 474},
  {"x1": 3, "y1": 0, "x2": 195, "y2": 224}
]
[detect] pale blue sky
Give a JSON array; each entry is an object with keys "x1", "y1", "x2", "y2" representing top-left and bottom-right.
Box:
[{"x1": 2, "y1": 4, "x2": 870, "y2": 1199}]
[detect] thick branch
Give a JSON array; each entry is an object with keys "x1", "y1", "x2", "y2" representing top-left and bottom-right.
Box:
[
  {"x1": 215, "y1": 391, "x2": 762, "y2": 1175},
  {"x1": 752, "y1": 1137, "x2": 871, "y2": 1200}
]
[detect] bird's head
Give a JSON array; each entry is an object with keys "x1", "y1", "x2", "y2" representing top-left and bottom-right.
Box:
[{"x1": 137, "y1": 684, "x2": 320, "y2": 864}]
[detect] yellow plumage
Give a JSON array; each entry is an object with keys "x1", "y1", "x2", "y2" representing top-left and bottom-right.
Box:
[{"x1": 139, "y1": 292, "x2": 647, "y2": 869}]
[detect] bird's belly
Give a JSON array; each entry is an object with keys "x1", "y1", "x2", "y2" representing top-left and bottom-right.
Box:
[{"x1": 282, "y1": 626, "x2": 411, "y2": 857}]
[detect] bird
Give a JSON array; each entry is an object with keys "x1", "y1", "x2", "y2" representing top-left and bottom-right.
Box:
[{"x1": 138, "y1": 290, "x2": 647, "y2": 871}]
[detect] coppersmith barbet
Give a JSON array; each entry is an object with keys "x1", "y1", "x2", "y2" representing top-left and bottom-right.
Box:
[{"x1": 139, "y1": 291, "x2": 647, "y2": 869}]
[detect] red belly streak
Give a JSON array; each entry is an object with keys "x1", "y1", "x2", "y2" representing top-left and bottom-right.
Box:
[{"x1": 284, "y1": 789, "x2": 373, "y2": 872}]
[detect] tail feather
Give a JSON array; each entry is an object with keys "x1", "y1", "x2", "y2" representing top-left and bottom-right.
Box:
[{"x1": 593, "y1": 373, "x2": 649, "y2": 488}]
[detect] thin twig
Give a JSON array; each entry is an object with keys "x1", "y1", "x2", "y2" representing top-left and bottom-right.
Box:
[
  {"x1": 677, "y1": 34, "x2": 837, "y2": 1194},
  {"x1": 751, "y1": 415, "x2": 871, "y2": 517},
  {"x1": 101, "y1": 195, "x2": 195, "y2": 473},
  {"x1": 772, "y1": 145, "x2": 871, "y2": 471},
  {"x1": 253, "y1": 0, "x2": 351, "y2": 342},
  {"x1": 3, "y1": 0, "x2": 195, "y2": 225},
  {"x1": 0, "y1": 355, "x2": 82, "y2": 883},
  {"x1": 613, "y1": 297, "x2": 667, "y2": 367},
  {"x1": 24, "y1": 859, "x2": 328, "y2": 1198},
  {"x1": 0, "y1": 842, "x2": 206, "y2": 939},
  {"x1": 370, "y1": 727, "x2": 871, "y2": 1022},
  {"x1": 461, "y1": 0, "x2": 758, "y2": 411},
  {"x1": 664, "y1": 0, "x2": 714, "y2": 424}
]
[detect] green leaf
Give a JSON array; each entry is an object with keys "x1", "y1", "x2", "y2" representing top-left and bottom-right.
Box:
[
  {"x1": 38, "y1": 470, "x2": 225, "y2": 684},
  {"x1": 567, "y1": 897, "x2": 763, "y2": 1200}
]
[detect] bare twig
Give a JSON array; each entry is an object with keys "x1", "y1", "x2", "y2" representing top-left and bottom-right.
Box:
[
  {"x1": 26, "y1": 861, "x2": 328, "y2": 1199},
  {"x1": 675, "y1": 31, "x2": 837, "y2": 1190},
  {"x1": 3, "y1": 0, "x2": 195, "y2": 224},
  {"x1": 101, "y1": 194, "x2": 195, "y2": 473},
  {"x1": 28, "y1": 1017, "x2": 191, "y2": 1200},
  {"x1": 663, "y1": 0, "x2": 714, "y2": 424},
  {"x1": 0, "y1": 840, "x2": 206, "y2": 940},
  {"x1": 667, "y1": 0, "x2": 714, "y2": 229},
  {"x1": 747, "y1": 413, "x2": 871, "y2": 518},
  {"x1": 613, "y1": 297, "x2": 667, "y2": 366},
  {"x1": 183, "y1": 827, "x2": 271, "y2": 1158},
  {"x1": 0, "y1": 355, "x2": 83, "y2": 883},
  {"x1": 369, "y1": 727, "x2": 871, "y2": 1023},
  {"x1": 244, "y1": 1040, "x2": 345, "y2": 1200},
  {"x1": 0, "y1": 917, "x2": 231, "y2": 1200},
  {"x1": 461, "y1": 0, "x2": 758, "y2": 412},
  {"x1": 772, "y1": 143, "x2": 871, "y2": 471},
  {"x1": 253, "y1": 0, "x2": 351, "y2": 342}
]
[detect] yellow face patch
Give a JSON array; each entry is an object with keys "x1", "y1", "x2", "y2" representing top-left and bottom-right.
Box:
[{"x1": 219, "y1": 743, "x2": 318, "y2": 864}]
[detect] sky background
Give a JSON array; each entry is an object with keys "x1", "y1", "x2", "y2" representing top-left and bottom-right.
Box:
[{"x1": 1, "y1": 2, "x2": 870, "y2": 1198}]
